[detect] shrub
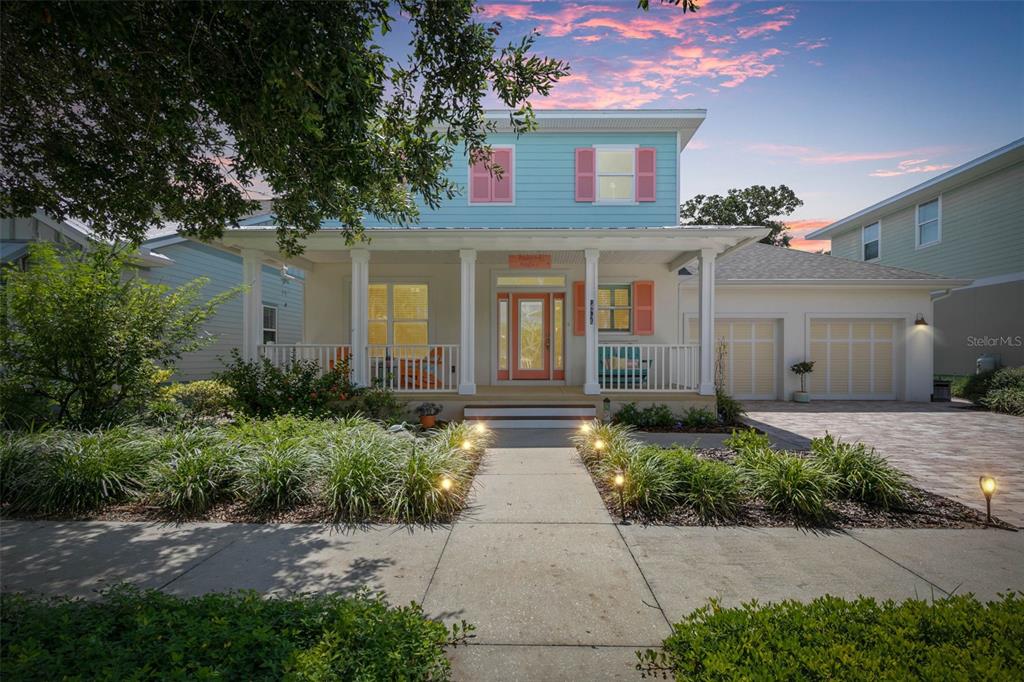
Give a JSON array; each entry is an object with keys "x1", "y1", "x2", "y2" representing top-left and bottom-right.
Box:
[
  {"x1": 613, "y1": 446, "x2": 676, "y2": 515},
  {"x1": 723, "y1": 428, "x2": 772, "y2": 458},
  {"x1": 317, "y1": 428, "x2": 397, "y2": 521},
  {"x1": 682, "y1": 407, "x2": 718, "y2": 430},
  {"x1": 234, "y1": 441, "x2": 313, "y2": 512},
  {"x1": 742, "y1": 450, "x2": 836, "y2": 523},
  {"x1": 388, "y1": 438, "x2": 473, "y2": 523},
  {"x1": 569, "y1": 420, "x2": 635, "y2": 465},
  {"x1": 0, "y1": 242, "x2": 233, "y2": 429},
  {"x1": 959, "y1": 366, "x2": 1024, "y2": 406},
  {"x1": 660, "y1": 445, "x2": 701, "y2": 487},
  {"x1": 161, "y1": 380, "x2": 235, "y2": 419},
  {"x1": 1, "y1": 427, "x2": 153, "y2": 515},
  {"x1": 715, "y1": 390, "x2": 746, "y2": 426},
  {"x1": 981, "y1": 386, "x2": 1024, "y2": 416},
  {"x1": 0, "y1": 586, "x2": 466, "y2": 681},
  {"x1": 811, "y1": 434, "x2": 909, "y2": 509},
  {"x1": 613, "y1": 402, "x2": 676, "y2": 430},
  {"x1": 432, "y1": 421, "x2": 494, "y2": 459},
  {"x1": 146, "y1": 428, "x2": 232, "y2": 516},
  {"x1": 340, "y1": 383, "x2": 408, "y2": 424},
  {"x1": 216, "y1": 350, "x2": 354, "y2": 418},
  {"x1": 681, "y1": 460, "x2": 744, "y2": 523},
  {"x1": 638, "y1": 593, "x2": 1024, "y2": 681}
]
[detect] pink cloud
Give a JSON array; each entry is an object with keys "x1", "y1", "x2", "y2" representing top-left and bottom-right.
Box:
[
  {"x1": 785, "y1": 219, "x2": 833, "y2": 252},
  {"x1": 687, "y1": 139, "x2": 710, "y2": 150},
  {"x1": 795, "y1": 38, "x2": 828, "y2": 51},
  {"x1": 869, "y1": 159, "x2": 955, "y2": 177},
  {"x1": 761, "y1": 5, "x2": 789, "y2": 15},
  {"x1": 572, "y1": 34, "x2": 602, "y2": 43},
  {"x1": 748, "y1": 143, "x2": 952, "y2": 165},
  {"x1": 737, "y1": 19, "x2": 792, "y2": 40},
  {"x1": 478, "y1": 2, "x2": 620, "y2": 37}
]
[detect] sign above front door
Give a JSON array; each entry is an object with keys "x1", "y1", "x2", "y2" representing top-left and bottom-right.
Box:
[{"x1": 508, "y1": 254, "x2": 552, "y2": 269}]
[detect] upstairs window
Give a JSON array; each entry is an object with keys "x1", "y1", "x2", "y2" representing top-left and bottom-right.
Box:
[
  {"x1": 262, "y1": 305, "x2": 277, "y2": 344},
  {"x1": 596, "y1": 149, "x2": 635, "y2": 202},
  {"x1": 917, "y1": 198, "x2": 941, "y2": 247},
  {"x1": 469, "y1": 147, "x2": 514, "y2": 204},
  {"x1": 576, "y1": 147, "x2": 656, "y2": 203},
  {"x1": 862, "y1": 222, "x2": 880, "y2": 261}
]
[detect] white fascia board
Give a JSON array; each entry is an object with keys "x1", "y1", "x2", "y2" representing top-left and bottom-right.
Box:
[{"x1": 693, "y1": 278, "x2": 974, "y2": 288}]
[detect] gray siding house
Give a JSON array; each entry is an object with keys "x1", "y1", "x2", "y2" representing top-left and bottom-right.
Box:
[
  {"x1": 142, "y1": 235, "x2": 304, "y2": 381},
  {"x1": 808, "y1": 139, "x2": 1024, "y2": 375}
]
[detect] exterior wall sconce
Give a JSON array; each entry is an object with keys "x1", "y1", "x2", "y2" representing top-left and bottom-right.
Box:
[{"x1": 914, "y1": 314, "x2": 928, "y2": 326}]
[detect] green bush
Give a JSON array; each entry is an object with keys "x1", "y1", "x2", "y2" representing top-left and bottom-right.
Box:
[
  {"x1": 742, "y1": 450, "x2": 836, "y2": 523},
  {"x1": 638, "y1": 593, "x2": 1024, "y2": 681},
  {"x1": 981, "y1": 386, "x2": 1024, "y2": 416},
  {"x1": 146, "y1": 428, "x2": 233, "y2": 516},
  {"x1": 161, "y1": 380, "x2": 235, "y2": 419},
  {"x1": 723, "y1": 428, "x2": 773, "y2": 457},
  {"x1": 614, "y1": 402, "x2": 676, "y2": 429},
  {"x1": 388, "y1": 438, "x2": 474, "y2": 523},
  {"x1": 0, "y1": 586, "x2": 467, "y2": 681},
  {"x1": 234, "y1": 441, "x2": 313, "y2": 512},
  {"x1": 960, "y1": 366, "x2": 1024, "y2": 407},
  {"x1": 569, "y1": 420, "x2": 635, "y2": 465},
  {"x1": 682, "y1": 407, "x2": 718, "y2": 430},
  {"x1": 681, "y1": 460, "x2": 744, "y2": 523},
  {"x1": 318, "y1": 429, "x2": 394, "y2": 521},
  {"x1": 715, "y1": 390, "x2": 746, "y2": 426},
  {"x1": 1, "y1": 427, "x2": 154, "y2": 515},
  {"x1": 613, "y1": 446, "x2": 676, "y2": 515},
  {"x1": 216, "y1": 350, "x2": 355, "y2": 419},
  {"x1": 342, "y1": 383, "x2": 409, "y2": 424},
  {"x1": 811, "y1": 434, "x2": 908, "y2": 509}
]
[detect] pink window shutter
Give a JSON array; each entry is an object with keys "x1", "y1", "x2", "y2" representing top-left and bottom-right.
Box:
[
  {"x1": 491, "y1": 148, "x2": 513, "y2": 202},
  {"x1": 636, "y1": 147, "x2": 656, "y2": 202},
  {"x1": 575, "y1": 148, "x2": 596, "y2": 202},
  {"x1": 470, "y1": 155, "x2": 492, "y2": 203}
]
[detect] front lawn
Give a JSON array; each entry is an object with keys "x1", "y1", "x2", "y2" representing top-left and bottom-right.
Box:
[
  {"x1": 0, "y1": 416, "x2": 492, "y2": 524},
  {"x1": 637, "y1": 593, "x2": 1024, "y2": 680},
  {"x1": 0, "y1": 586, "x2": 472, "y2": 681},
  {"x1": 572, "y1": 421, "x2": 1010, "y2": 528}
]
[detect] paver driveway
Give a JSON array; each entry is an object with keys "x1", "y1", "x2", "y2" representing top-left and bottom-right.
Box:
[{"x1": 743, "y1": 401, "x2": 1024, "y2": 527}]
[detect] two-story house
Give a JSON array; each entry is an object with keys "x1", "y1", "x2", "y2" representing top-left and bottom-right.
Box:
[
  {"x1": 209, "y1": 110, "x2": 967, "y2": 424},
  {"x1": 807, "y1": 139, "x2": 1024, "y2": 375}
]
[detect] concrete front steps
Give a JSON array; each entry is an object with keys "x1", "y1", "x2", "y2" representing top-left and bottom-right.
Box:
[{"x1": 463, "y1": 404, "x2": 596, "y2": 429}]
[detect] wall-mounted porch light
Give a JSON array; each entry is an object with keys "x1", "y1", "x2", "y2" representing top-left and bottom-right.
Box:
[{"x1": 914, "y1": 314, "x2": 928, "y2": 326}]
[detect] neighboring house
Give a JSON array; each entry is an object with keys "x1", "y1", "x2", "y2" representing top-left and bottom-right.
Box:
[
  {"x1": 807, "y1": 139, "x2": 1024, "y2": 375},
  {"x1": 188, "y1": 109, "x2": 966, "y2": 424},
  {"x1": 141, "y1": 234, "x2": 304, "y2": 381},
  {"x1": 1, "y1": 212, "x2": 303, "y2": 382}
]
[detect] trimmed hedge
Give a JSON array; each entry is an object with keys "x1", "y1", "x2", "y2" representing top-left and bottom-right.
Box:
[
  {"x1": 1, "y1": 587, "x2": 469, "y2": 680},
  {"x1": 638, "y1": 593, "x2": 1024, "y2": 680}
]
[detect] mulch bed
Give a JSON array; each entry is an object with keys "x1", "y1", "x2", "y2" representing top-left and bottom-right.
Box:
[{"x1": 585, "y1": 448, "x2": 1018, "y2": 531}]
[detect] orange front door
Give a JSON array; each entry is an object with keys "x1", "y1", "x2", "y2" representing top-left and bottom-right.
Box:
[{"x1": 511, "y1": 293, "x2": 550, "y2": 379}]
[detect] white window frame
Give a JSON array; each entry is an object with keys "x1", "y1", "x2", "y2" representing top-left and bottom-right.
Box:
[
  {"x1": 862, "y1": 221, "x2": 880, "y2": 261},
  {"x1": 368, "y1": 281, "x2": 430, "y2": 347},
  {"x1": 262, "y1": 304, "x2": 278, "y2": 345},
  {"x1": 467, "y1": 144, "x2": 516, "y2": 206},
  {"x1": 916, "y1": 196, "x2": 942, "y2": 249},
  {"x1": 593, "y1": 144, "x2": 638, "y2": 205}
]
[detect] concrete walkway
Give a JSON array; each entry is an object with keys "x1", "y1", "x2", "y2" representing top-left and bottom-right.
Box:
[
  {"x1": 3, "y1": 430, "x2": 1024, "y2": 680},
  {"x1": 743, "y1": 401, "x2": 1024, "y2": 527}
]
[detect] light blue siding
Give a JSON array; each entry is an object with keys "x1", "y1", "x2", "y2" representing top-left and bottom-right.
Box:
[
  {"x1": 354, "y1": 132, "x2": 678, "y2": 228},
  {"x1": 142, "y1": 241, "x2": 304, "y2": 380}
]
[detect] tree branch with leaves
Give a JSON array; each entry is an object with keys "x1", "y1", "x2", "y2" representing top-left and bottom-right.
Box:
[{"x1": 679, "y1": 185, "x2": 803, "y2": 247}]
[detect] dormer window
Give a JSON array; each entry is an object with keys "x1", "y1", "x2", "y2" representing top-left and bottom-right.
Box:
[{"x1": 862, "y1": 222, "x2": 880, "y2": 261}]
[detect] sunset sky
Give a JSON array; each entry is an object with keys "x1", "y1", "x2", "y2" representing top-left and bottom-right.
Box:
[{"x1": 456, "y1": 0, "x2": 1024, "y2": 250}]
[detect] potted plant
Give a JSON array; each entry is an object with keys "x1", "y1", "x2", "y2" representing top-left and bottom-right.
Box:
[
  {"x1": 790, "y1": 361, "x2": 815, "y2": 403},
  {"x1": 415, "y1": 402, "x2": 443, "y2": 428}
]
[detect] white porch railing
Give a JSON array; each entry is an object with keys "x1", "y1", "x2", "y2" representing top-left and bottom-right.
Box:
[
  {"x1": 368, "y1": 344, "x2": 460, "y2": 393},
  {"x1": 598, "y1": 343, "x2": 700, "y2": 392},
  {"x1": 259, "y1": 344, "x2": 352, "y2": 377}
]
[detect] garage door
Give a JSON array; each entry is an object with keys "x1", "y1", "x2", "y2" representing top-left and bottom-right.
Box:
[
  {"x1": 808, "y1": 319, "x2": 896, "y2": 399},
  {"x1": 688, "y1": 318, "x2": 777, "y2": 399}
]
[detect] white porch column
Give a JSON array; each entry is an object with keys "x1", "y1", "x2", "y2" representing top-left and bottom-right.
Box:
[
  {"x1": 350, "y1": 249, "x2": 370, "y2": 386},
  {"x1": 458, "y1": 249, "x2": 477, "y2": 395},
  {"x1": 584, "y1": 248, "x2": 601, "y2": 395},
  {"x1": 241, "y1": 249, "x2": 263, "y2": 361},
  {"x1": 698, "y1": 248, "x2": 717, "y2": 396}
]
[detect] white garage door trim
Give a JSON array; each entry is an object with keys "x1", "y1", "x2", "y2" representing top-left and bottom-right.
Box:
[
  {"x1": 806, "y1": 317, "x2": 898, "y2": 400},
  {"x1": 686, "y1": 316, "x2": 779, "y2": 400}
]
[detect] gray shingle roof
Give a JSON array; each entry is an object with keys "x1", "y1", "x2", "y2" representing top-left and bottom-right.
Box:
[{"x1": 715, "y1": 243, "x2": 950, "y2": 282}]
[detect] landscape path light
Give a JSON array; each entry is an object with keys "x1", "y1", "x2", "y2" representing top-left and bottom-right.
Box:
[
  {"x1": 474, "y1": 423, "x2": 487, "y2": 434},
  {"x1": 979, "y1": 476, "x2": 997, "y2": 523},
  {"x1": 461, "y1": 439, "x2": 473, "y2": 451},
  {"x1": 580, "y1": 422, "x2": 592, "y2": 434},
  {"x1": 593, "y1": 438, "x2": 606, "y2": 451},
  {"x1": 440, "y1": 476, "x2": 453, "y2": 492},
  {"x1": 613, "y1": 472, "x2": 628, "y2": 524}
]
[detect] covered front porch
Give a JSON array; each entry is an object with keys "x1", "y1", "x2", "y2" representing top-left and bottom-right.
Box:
[{"x1": 220, "y1": 226, "x2": 766, "y2": 401}]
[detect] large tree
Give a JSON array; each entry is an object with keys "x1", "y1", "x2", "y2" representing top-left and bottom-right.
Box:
[
  {"x1": 679, "y1": 185, "x2": 803, "y2": 247},
  {"x1": 0, "y1": 1, "x2": 568, "y2": 255}
]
